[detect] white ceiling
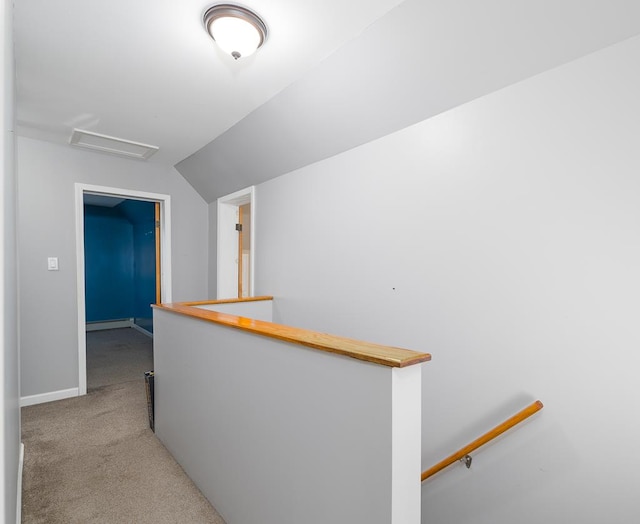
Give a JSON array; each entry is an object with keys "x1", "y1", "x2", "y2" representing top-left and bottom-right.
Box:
[
  {"x1": 14, "y1": 0, "x2": 405, "y2": 165},
  {"x1": 14, "y1": 0, "x2": 640, "y2": 203},
  {"x1": 83, "y1": 194, "x2": 125, "y2": 208}
]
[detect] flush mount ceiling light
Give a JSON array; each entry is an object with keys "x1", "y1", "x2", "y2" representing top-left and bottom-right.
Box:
[{"x1": 203, "y1": 4, "x2": 267, "y2": 60}]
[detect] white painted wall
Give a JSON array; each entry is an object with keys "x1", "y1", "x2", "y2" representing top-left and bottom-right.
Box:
[
  {"x1": 17, "y1": 138, "x2": 208, "y2": 398},
  {"x1": 154, "y1": 307, "x2": 423, "y2": 524},
  {"x1": 195, "y1": 299, "x2": 272, "y2": 322},
  {"x1": 252, "y1": 36, "x2": 640, "y2": 523},
  {"x1": 1, "y1": 0, "x2": 21, "y2": 521}
]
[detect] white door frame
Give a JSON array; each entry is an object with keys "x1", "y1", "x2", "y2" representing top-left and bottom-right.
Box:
[
  {"x1": 75, "y1": 183, "x2": 172, "y2": 396},
  {"x1": 217, "y1": 186, "x2": 255, "y2": 299}
]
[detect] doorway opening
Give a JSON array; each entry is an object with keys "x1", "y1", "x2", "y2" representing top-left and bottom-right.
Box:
[
  {"x1": 217, "y1": 186, "x2": 255, "y2": 299},
  {"x1": 75, "y1": 184, "x2": 172, "y2": 396},
  {"x1": 83, "y1": 195, "x2": 158, "y2": 333}
]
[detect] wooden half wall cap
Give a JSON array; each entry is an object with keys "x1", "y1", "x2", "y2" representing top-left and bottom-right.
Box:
[{"x1": 153, "y1": 298, "x2": 431, "y2": 368}]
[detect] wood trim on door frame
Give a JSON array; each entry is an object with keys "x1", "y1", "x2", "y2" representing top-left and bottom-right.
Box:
[{"x1": 237, "y1": 205, "x2": 243, "y2": 298}]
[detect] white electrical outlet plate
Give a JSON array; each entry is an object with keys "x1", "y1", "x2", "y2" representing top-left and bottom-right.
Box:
[{"x1": 47, "y1": 257, "x2": 59, "y2": 271}]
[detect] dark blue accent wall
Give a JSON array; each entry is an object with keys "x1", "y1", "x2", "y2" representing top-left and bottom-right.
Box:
[
  {"x1": 119, "y1": 200, "x2": 156, "y2": 332},
  {"x1": 84, "y1": 205, "x2": 134, "y2": 322},
  {"x1": 84, "y1": 200, "x2": 156, "y2": 331}
]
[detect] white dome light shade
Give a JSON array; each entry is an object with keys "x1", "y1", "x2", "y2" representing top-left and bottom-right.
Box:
[
  {"x1": 204, "y1": 4, "x2": 268, "y2": 60},
  {"x1": 210, "y1": 17, "x2": 261, "y2": 58}
]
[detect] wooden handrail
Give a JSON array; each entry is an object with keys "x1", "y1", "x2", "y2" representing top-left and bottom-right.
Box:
[
  {"x1": 153, "y1": 299, "x2": 431, "y2": 368},
  {"x1": 421, "y1": 400, "x2": 543, "y2": 482},
  {"x1": 180, "y1": 296, "x2": 274, "y2": 306}
]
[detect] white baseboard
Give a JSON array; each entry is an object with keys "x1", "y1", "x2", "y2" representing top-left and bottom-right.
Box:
[
  {"x1": 20, "y1": 387, "x2": 79, "y2": 407},
  {"x1": 85, "y1": 319, "x2": 132, "y2": 331},
  {"x1": 130, "y1": 322, "x2": 153, "y2": 338},
  {"x1": 16, "y1": 443, "x2": 24, "y2": 524}
]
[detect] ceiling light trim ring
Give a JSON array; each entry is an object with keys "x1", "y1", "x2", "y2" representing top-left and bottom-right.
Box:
[{"x1": 203, "y1": 4, "x2": 268, "y2": 60}]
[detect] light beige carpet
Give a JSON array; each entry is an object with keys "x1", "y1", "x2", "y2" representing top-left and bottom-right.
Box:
[
  {"x1": 21, "y1": 379, "x2": 227, "y2": 524},
  {"x1": 86, "y1": 328, "x2": 154, "y2": 390}
]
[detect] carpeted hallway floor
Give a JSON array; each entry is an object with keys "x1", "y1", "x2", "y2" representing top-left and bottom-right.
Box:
[
  {"x1": 21, "y1": 328, "x2": 226, "y2": 524},
  {"x1": 86, "y1": 327, "x2": 154, "y2": 390}
]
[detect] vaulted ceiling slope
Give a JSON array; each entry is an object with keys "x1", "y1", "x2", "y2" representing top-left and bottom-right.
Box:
[
  {"x1": 14, "y1": 1, "x2": 640, "y2": 204},
  {"x1": 14, "y1": 0, "x2": 405, "y2": 165},
  {"x1": 177, "y1": 0, "x2": 640, "y2": 202}
]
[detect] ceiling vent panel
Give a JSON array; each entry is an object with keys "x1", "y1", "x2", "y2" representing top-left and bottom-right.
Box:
[{"x1": 69, "y1": 129, "x2": 159, "y2": 160}]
